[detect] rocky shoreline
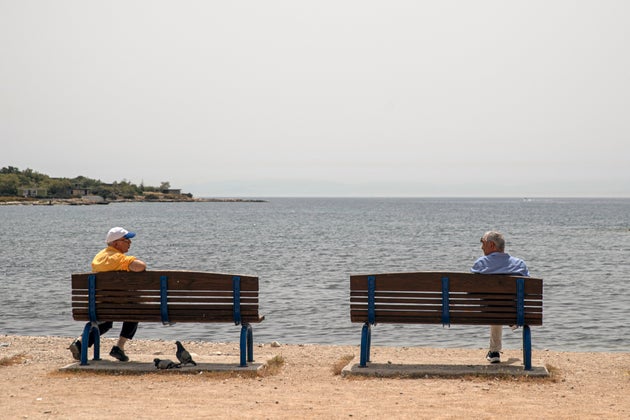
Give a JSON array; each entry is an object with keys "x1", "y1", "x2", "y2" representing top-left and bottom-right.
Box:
[{"x1": 0, "y1": 197, "x2": 267, "y2": 205}]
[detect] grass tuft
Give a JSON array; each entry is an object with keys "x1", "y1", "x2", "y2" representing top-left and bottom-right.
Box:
[
  {"x1": 544, "y1": 363, "x2": 561, "y2": 382},
  {"x1": 0, "y1": 353, "x2": 27, "y2": 367},
  {"x1": 260, "y1": 355, "x2": 285, "y2": 377},
  {"x1": 332, "y1": 354, "x2": 355, "y2": 376}
]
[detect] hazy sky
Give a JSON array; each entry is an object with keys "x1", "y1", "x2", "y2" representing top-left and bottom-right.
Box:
[{"x1": 1, "y1": 1, "x2": 628, "y2": 197}]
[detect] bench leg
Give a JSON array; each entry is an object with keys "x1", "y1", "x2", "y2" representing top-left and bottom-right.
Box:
[
  {"x1": 239, "y1": 323, "x2": 253, "y2": 367},
  {"x1": 360, "y1": 322, "x2": 371, "y2": 367},
  {"x1": 80, "y1": 322, "x2": 101, "y2": 366},
  {"x1": 246, "y1": 324, "x2": 254, "y2": 363},
  {"x1": 523, "y1": 325, "x2": 532, "y2": 371}
]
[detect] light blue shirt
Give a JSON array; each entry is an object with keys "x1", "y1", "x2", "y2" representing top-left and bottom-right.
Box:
[{"x1": 470, "y1": 252, "x2": 530, "y2": 277}]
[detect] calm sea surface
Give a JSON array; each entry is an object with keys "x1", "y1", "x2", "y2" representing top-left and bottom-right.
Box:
[{"x1": 1, "y1": 198, "x2": 628, "y2": 352}]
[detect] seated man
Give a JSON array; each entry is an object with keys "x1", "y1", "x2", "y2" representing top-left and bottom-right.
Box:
[
  {"x1": 69, "y1": 227, "x2": 147, "y2": 362},
  {"x1": 471, "y1": 230, "x2": 530, "y2": 364}
]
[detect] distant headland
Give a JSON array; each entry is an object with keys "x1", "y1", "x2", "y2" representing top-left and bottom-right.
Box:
[
  {"x1": 0, "y1": 166, "x2": 266, "y2": 205},
  {"x1": 0, "y1": 197, "x2": 267, "y2": 206}
]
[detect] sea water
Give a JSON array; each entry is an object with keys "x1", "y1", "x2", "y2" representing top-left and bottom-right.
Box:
[{"x1": 1, "y1": 198, "x2": 628, "y2": 352}]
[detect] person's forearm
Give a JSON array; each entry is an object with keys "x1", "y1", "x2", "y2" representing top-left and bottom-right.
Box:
[{"x1": 129, "y1": 259, "x2": 147, "y2": 272}]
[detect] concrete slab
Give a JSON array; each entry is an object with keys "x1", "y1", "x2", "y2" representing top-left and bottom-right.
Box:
[
  {"x1": 60, "y1": 353, "x2": 265, "y2": 374},
  {"x1": 342, "y1": 356, "x2": 549, "y2": 378}
]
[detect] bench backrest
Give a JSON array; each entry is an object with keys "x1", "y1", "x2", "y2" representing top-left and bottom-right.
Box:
[
  {"x1": 350, "y1": 272, "x2": 543, "y2": 326},
  {"x1": 71, "y1": 270, "x2": 262, "y2": 324}
]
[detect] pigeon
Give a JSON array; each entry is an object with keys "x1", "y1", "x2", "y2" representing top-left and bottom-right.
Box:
[
  {"x1": 153, "y1": 358, "x2": 181, "y2": 369},
  {"x1": 175, "y1": 340, "x2": 197, "y2": 366}
]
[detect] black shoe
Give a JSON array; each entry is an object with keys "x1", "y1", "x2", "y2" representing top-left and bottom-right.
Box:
[
  {"x1": 69, "y1": 340, "x2": 81, "y2": 360},
  {"x1": 109, "y1": 346, "x2": 129, "y2": 362},
  {"x1": 486, "y1": 351, "x2": 501, "y2": 363}
]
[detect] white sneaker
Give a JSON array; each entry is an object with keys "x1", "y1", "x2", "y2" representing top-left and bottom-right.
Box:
[{"x1": 486, "y1": 351, "x2": 501, "y2": 363}]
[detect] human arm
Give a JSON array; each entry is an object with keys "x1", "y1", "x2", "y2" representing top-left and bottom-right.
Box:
[
  {"x1": 129, "y1": 258, "x2": 147, "y2": 272},
  {"x1": 470, "y1": 256, "x2": 488, "y2": 273}
]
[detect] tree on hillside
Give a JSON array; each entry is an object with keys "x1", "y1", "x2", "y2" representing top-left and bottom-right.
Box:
[
  {"x1": 44, "y1": 178, "x2": 72, "y2": 197},
  {"x1": 111, "y1": 180, "x2": 141, "y2": 199},
  {"x1": 0, "y1": 166, "x2": 20, "y2": 174},
  {"x1": 0, "y1": 173, "x2": 19, "y2": 195},
  {"x1": 71, "y1": 175, "x2": 103, "y2": 189}
]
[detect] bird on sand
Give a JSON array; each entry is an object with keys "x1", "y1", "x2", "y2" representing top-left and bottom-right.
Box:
[
  {"x1": 175, "y1": 340, "x2": 197, "y2": 366},
  {"x1": 153, "y1": 358, "x2": 181, "y2": 369}
]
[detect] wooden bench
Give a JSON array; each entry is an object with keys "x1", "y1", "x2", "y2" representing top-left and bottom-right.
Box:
[
  {"x1": 71, "y1": 270, "x2": 264, "y2": 367},
  {"x1": 350, "y1": 272, "x2": 543, "y2": 370}
]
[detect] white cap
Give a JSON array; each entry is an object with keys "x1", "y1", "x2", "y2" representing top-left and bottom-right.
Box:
[{"x1": 106, "y1": 227, "x2": 136, "y2": 244}]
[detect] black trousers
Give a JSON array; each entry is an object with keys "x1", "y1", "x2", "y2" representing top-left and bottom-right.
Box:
[{"x1": 85, "y1": 321, "x2": 138, "y2": 347}]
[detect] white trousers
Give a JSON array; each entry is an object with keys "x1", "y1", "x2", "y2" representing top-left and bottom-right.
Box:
[{"x1": 489, "y1": 325, "x2": 502, "y2": 352}]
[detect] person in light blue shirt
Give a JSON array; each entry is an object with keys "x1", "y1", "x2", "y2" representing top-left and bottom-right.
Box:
[{"x1": 471, "y1": 231, "x2": 530, "y2": 364}]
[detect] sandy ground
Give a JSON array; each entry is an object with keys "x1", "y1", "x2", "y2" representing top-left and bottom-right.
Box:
[{"x1": 1, "y1": 335, "x2": 628, "y2": 419}]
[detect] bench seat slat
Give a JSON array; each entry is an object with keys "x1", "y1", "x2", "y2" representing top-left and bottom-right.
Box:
[
  {"x1": 351, "y1": 297, "x2": 542, "y2": 306},
  {"x1": 351, "y1": 311, "x2": 543, "y2": 324},
  {"x1": 350, "y1": 309, "x2": 543, "y2": 319},
  {"x1": 72, "y1": 296, "x2": 259, "y2": 305},
  {"x1": 350, "y1": 272, "x2": 542, "y2": 294},
  {"x1": 72, "y1": 271, "x2": 259, "y2": 291},
  {"x1": 73, "y1": 308, "x2": 261, "y2": 318},
  {"x1": 350, "y1": 304, "x2": 543, "y2": 313},
  {"x1": 351, "y1": 291, "x2": 543, "y2": 301},
  {"x1": 72, "y1": 303, "x2": 260, "y2": 311},
  {"x1": 72, "y1": 290, "x2": 259, "y2": 297},
  {"x1": 351, "y1": 307, "x2": 543, "y2": 316},
  {"x1": 351, "y1": 315, "x2": 542, "y2": 325},
  {"x1": 73, "y1": 313, "x2": 264, "y2": 323}
]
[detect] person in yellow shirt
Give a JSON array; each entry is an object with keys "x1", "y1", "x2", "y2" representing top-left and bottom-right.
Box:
[{"x1": 69, "y1": 227, "x2": 147, "y2": 362}]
